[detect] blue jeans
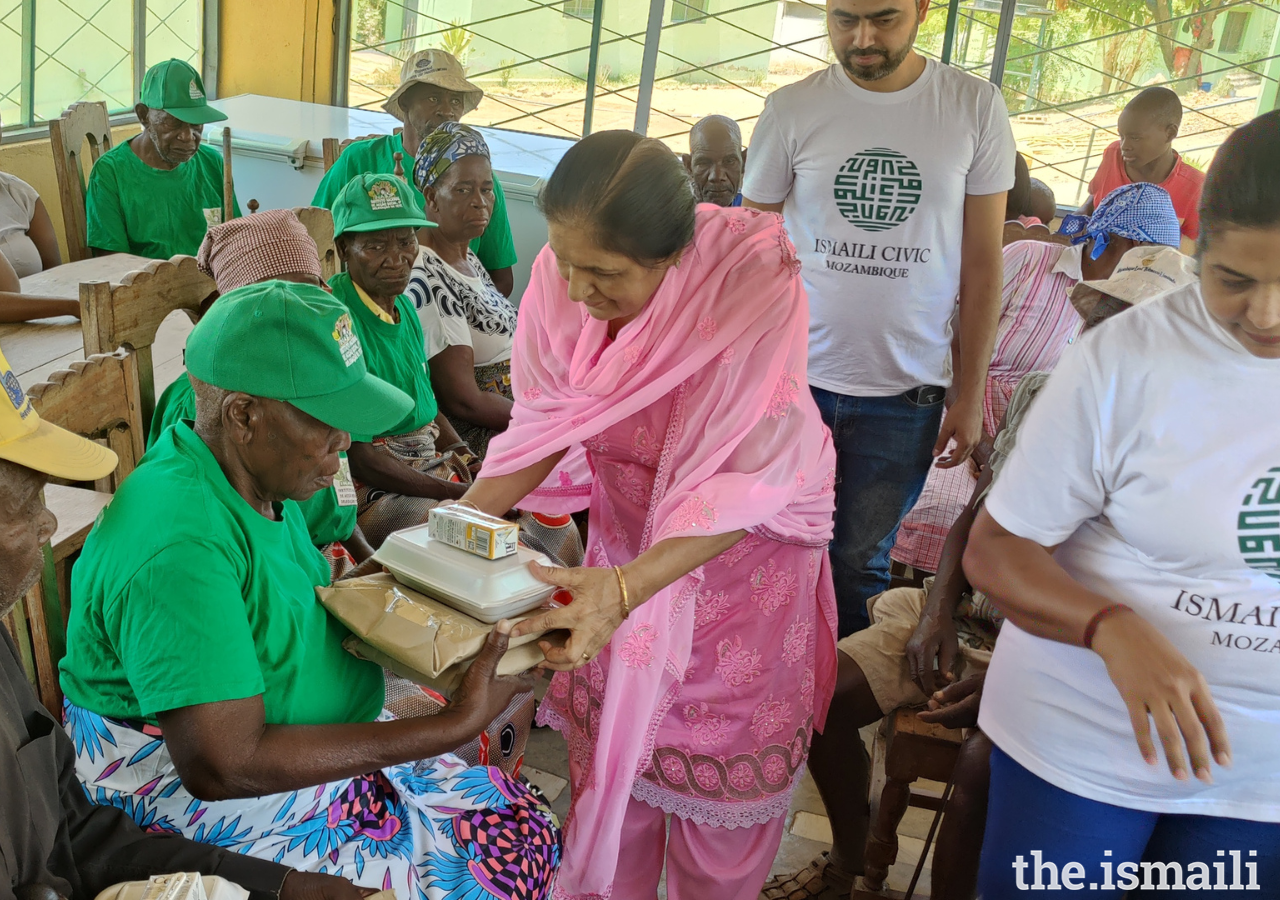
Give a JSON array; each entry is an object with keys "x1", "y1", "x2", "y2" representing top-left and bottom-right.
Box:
[
  {"x1": 810, "y1": 385, "x2": 944, "y2": 637},
  {"x1": 979, "y1": 745, "x2": 1280, "y2": 898}
]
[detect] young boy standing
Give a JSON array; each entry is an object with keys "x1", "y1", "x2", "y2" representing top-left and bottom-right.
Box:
[{"x1": 1079, "y1": 86, "x2": 1204, "y2": 242}]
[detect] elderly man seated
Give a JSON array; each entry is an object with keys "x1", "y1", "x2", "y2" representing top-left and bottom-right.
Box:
[
  {"x1": 86, "y1": 59, "x2": 239, "y2": 259},
  {"x1": 683, "y1": 115, "x2": 745, "y2": 207},
  {"x1": 0, "y1": 345, "x2": 361, "y2": 900},
  {"x1": 312, "y1": 50, "x2": 517, "y2": 296},
  {"x1": 148, "y1": 208, "x2": 375, "y2": 579},
  {"x1": 58, "y1": 282, "x2": 560, "y2": 898},
  {"x1": 762, "y1": 245, "x2": 1197, "y2": 900},
  {"x1": 891, "y1": 182, "x2": 1183, "y2": 578}
]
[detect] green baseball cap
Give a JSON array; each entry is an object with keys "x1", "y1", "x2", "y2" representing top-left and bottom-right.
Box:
[
  {"x1": 185, "y1": 280, "x2": 413, "y2": 436},
  {"x1": 332, "y1": 173, "x2": 433, "y2": 239},
  {"x1": 140, "y1": 58, "x2": 228, "y2": 125}
]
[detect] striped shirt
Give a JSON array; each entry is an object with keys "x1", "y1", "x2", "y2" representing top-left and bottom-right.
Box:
[{"x1": 892, "y1": 240, "x2": 1083, "y2": 574}]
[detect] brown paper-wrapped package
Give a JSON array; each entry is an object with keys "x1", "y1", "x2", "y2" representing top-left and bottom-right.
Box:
[{"x1": 316, "y1": 573, "x2": 560, "y2": 697}]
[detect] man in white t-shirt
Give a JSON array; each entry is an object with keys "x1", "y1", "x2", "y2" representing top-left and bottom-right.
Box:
[{"x1": 742, "y1": 0, "x2": 1014, "y2": 636}]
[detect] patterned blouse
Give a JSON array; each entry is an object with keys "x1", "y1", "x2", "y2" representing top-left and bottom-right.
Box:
[{"x1": 406, "y1": 246, "x2": 517, "y2": 366}]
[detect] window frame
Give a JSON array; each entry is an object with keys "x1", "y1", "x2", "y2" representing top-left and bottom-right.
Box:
[
  {"x1": 562, "y1": 0, "x2": 595, "y2": 22},
  {"x1": 0, "y1": 0, "x2": 213, "y2": 135},
  {"x1": 333, "y1": 0, "x2": 1280, "y2": 206},
  {"x1": 671, "y1": 0, "x2": 710, "y2": 24}
]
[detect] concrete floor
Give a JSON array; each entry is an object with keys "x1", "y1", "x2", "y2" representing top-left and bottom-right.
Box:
[{"x1": 521, "y1": 717, "x2": 941, "y2": 899}]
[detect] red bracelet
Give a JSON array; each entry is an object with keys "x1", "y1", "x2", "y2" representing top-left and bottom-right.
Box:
[{"x1": 1083, "y1": 603, "x2": 1132, "y2": 649}]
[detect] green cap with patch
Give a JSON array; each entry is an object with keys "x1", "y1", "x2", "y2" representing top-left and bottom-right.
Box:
[
  {"x1": 185, "y1": 280, "x2": 413, "y2": 436},
  {"x1": 140, "y1": 58, "x2": 228, "y2": 125},
  {"x1": 332, "y1": 173, "x2": 433, "y2": 239}
]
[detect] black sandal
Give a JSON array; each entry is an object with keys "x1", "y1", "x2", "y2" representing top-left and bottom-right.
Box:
[{"x1": 759, "y1": 852, "x2": 855, "y2": 900}]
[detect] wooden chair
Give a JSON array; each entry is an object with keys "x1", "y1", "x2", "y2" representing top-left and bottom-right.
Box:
[
  {"x1": 221, "y1": 126, "x2": 236, "y2": 224},
  {"x1": 1, "y1": 350, "x2": 144, "y2": 715},
  {"x1": 79, "y1": 256, "x2": 216, "y2": 438},
  {"x1": 49, "y1": 101, "x2": 113, "y2": 262},
  {"x1": 293, "y1": 206, "x2": 340, "y2": 281},
  {"x1": 859, "y1": 708, "x2": 966, "y2": 894},
  {"x1": 1002, "y1": 219, "x2": 1071, "y2": 247},
  {"x1": 321, "y1": 129, "x2": 401, "y2": 172}
]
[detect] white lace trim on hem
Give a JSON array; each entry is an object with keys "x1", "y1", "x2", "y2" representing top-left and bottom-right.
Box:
[{"x1": 629, "y1": 768, "x2": 800, "y2": 829}]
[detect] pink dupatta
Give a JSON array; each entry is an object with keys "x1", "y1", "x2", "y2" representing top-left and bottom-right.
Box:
[{"x1": 484, "y1": 205, "x2": 837, "y2": 900}]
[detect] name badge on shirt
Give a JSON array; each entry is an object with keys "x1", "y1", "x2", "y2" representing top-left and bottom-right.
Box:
[
  {"x1": 334, "y1": 456, "x2": 358, "y2": 507},
  {"x1": 203, "y1": 208, "x2": 224, "y2": 229}
]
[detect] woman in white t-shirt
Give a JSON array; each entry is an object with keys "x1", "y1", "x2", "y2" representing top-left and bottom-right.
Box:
[
  {"x1": 407, "y1": 123, "x2": 517, "y2": 459},
  {"x1": 0, "y1": 162, "x2": 61, "y2": 278},
  {"x1": 966, "y1": 112, "x2": 1280, "y2": 896}
]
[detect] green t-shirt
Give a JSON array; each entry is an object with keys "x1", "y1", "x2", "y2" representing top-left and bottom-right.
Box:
[
  {"x1": 86, "y1": 140, "x2": 241, "y2": 259},
  {"x1": 148, "y1": 374, "x2": 357, "y2": 545},
  {"x1": 329, "y1": 272, "x2": 438, "y2": 441},
  {"x1": 60, "y1": 422, "x2": 383, "y2": 726},
  {"x1": 311, "y1": 132, "x2": 516, "y2": 272}
]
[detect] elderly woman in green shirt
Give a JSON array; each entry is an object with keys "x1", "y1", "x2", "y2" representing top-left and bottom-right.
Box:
[
  {"x1": 59, "y1": 281, "x2": 560, "y2": 900},
  {"x1": 330, "y1": 174, "x2": 585, "y2": 565},
  {"x1": 149, "y1": 208, "x2": 377, "y2": 577},
  {"x1": 327, "y1": 173, "x2": 474, "y2": 549}
]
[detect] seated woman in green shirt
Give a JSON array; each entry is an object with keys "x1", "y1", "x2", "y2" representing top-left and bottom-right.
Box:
[
  {"x1": 149, "y1": 208, "x2": 375, "y2": 577},
  {"x1": 60, "y1": 281, "x2": 560, "y2": 900},
  {"x1": 330, "y1": 174, "x2": 585, "y2": 565},
  {"x1": 328, "y1": 173, "x2": 474, "y2": 548}
]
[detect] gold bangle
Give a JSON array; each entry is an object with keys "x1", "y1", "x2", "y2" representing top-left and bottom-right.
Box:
[{"x1": 614, "y1": 566, "x2": 631, "y2": 619}]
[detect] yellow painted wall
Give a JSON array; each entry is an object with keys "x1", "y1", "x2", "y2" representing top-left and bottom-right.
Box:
[
  {"x1": 218, "y1": 0, "x2": 337, "y2": 104},
  {"x1": 0, "y1": 124, "x2": 141, "y2": 259},
  {"x1": 0, "y1": 0, "x2": 337, "y2": 255}
]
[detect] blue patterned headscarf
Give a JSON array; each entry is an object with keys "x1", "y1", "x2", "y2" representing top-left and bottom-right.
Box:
[
  {"x1": 413, "y1": 122, "x2": 490, "y2": 193},
  {"x1": 1057, "y1": 183, "x2": 1181, "y2": 260}
]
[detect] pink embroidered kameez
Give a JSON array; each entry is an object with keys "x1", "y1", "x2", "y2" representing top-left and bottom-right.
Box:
[
  {"x1": 539, "y1": 391, "x2": 828, "y2": 828},
  {"x1": 483, "y1": 205, "x2": 837, "y2": 900}
]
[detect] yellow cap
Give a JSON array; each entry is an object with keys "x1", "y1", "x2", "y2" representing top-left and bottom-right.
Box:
[{"x1": 0, "y1": 347, "x2": 118, "y2": 481}]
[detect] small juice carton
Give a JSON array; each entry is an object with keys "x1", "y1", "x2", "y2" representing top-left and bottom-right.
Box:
[{"x1": 427, "y1": 505, "x2": 519, "y2": 560}]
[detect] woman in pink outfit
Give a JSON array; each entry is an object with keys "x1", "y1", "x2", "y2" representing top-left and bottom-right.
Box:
[{"x1": 460, "y1": 131, "x2": 839, "y2": 900}]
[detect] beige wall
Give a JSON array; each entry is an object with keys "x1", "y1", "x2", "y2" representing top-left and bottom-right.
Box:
[
  {"x1": 0, "y1": 124, "x2": 141, "y2": 259},
  {"x1": 219, "y1": 0, "x2": 337, "y2": 105},
  {"x1": 0, "y1": 0, "x2": 336, "y2": 255}
]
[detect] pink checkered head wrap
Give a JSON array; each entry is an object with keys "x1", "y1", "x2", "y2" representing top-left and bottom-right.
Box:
[{"x1": 196, "y1": 209, "x2": 323, "y2": 293}]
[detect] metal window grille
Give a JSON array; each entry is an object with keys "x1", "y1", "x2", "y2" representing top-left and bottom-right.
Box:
[
  {"x1": 339, "y1": 0, "x2": 1280, "y2": 201},
  {"x1": 0, "y1": 0, "x2": 203, "y2": 131}
]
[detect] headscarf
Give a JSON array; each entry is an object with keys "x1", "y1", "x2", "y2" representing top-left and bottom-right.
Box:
[
  {"x1": 483, "y1": 205, "x2": 838, "y2": 900},
  {"x1": 413, "y1": 122, "x2": 490, "y2": 193},
  {"x1": 196, "y1": 209, "x2": 322, "y2": 293},
  {"x1": 1057, "y1": 182, "x2": 1181, "y2": 260}
]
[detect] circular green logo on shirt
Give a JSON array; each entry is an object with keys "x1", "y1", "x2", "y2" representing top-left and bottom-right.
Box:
[
  {"x1": 1238, "y1": 466, "x2": 1280, "y2": 583},
  {"x1": 833, "y1": 148, "x2": 923, "y2": 232}
]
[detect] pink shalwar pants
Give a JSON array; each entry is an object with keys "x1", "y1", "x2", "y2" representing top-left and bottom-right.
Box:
[{"x1": 608, "y1": 796, "x2": 787, "y2": 900}]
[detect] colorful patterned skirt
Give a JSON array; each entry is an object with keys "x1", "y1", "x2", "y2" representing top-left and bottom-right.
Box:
[{"x1": 63, "y1": 700, "x2": 561, "y2": 900}]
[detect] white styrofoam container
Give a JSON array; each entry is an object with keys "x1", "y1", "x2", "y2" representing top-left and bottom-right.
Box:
[{"x1": 373, "y1": 524, "x2": 557, "y2": 622}]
